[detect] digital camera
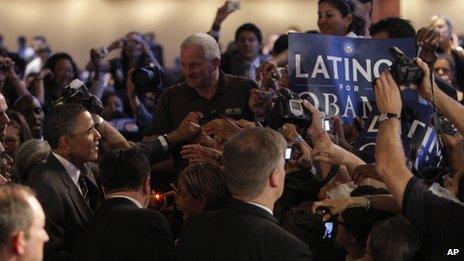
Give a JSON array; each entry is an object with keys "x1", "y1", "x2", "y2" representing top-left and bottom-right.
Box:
[
  {"x1": 51, "y1": 79, "x2": 104, "y2": 114},
  {"x1": 388, "y1": 46, "x2": 423, "y2": 86},
  {"x1": 265, "y1": 89, "x2": 312, "y2": 129},
  {"x1": 131, "y1": 63, "x2": 164, "y2": 94}
]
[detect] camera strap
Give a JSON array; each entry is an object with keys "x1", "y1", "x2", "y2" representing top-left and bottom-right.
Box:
[
  {"x1": 319, "y1": 165, "x2": 340, "y2": 188},
  {"x1": 428, "y1": 66, "x2": 448, "y2": 169}
]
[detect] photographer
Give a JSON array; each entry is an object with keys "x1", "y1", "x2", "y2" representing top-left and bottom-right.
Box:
[
  {"x1": 87, "y1": 32, "x2": 161, "y2": 117},
  {"x1": 374, "y1": 63, "x2": 464, "y2": 259},
  {"x1": 125, "y1": 67, "x2": 163, "y2": 135},
  {"x1": 429, "y1": 14, "x2": 464, "y2": 91},
  {"x1": 87, "y1": 32, "x2": 159, "y2": 92},
  {"x1": 0, "y1": 56, "x2": 30, "y2": 106}
]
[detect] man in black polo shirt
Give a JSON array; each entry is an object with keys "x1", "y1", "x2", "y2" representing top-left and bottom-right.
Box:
[
  {"x1": 152, "y1": 32, "x2": 257, "y2": 136},
  {"x1": 374, "y1": 60, "x2": 464, "y2": 260}
]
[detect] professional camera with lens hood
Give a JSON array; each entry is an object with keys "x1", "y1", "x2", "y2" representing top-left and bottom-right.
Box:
[
  {"x1": 51, "y1": 79, "x2": 104, "y2": 114},
  {"x1": 131, "y1": 63, "x2": 164, "y2": 94},
  {"x1": 388, "y1": 46, "x2": 423, "y2": 86},
  {"x1": 265, "y1": 88, "x2": 312, "y2": 129}
]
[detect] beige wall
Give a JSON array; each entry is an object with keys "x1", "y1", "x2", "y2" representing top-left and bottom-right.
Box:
[
  {"x1": 0, "y1": 0, "x2": 462, "y2": 69},
  {"x1": 401, "y1": 0, "x2": 463, "y2": 35},
  {"x1": 0, "y1": 0, "x2": 316, "y2": 68}
]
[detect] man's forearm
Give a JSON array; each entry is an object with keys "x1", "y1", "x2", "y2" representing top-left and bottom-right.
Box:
[
  {"x1": 96, "y1": 120, "x2": 131, "y2": 149},
  {"x1": 349, "y1": 194, "x2": 400, "y2": 213},
  {"x1": 433, "y1": 87, "x2": 464, "y2": 135},
  {"x1": 344, "y1": 152, "x2": 366, "y2": 174},
  {"x1": 10, "y1": 75, "x2": 30, "y2": 97},
  {"x1": 375, "y1": 119, "x2": 413, "y2": 207}
]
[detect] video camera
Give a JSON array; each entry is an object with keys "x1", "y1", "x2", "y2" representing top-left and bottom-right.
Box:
[
  {"x1": 388, "y1": 46, "x2": 423, "y2": 86},
  {"x1": 265, "y1": 89, "x2": 312, "y2": 130},
  {"x1": 51, "y1": 79, "x2": 104, "y2": 115},
  {"x1": 131, "y1": 63, "x2": 164, "y2": 94}
]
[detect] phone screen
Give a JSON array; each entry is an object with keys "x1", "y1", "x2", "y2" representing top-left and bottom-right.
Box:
[
  {"x1": 323, "y1": 222, "x2": 334, "y2": 239},
  {"x1": 324, "y1": 119, "x2": 331, "y2": 131},
  {"x1": 285, "y1": 147, "x2": 292, "y2": 160}
]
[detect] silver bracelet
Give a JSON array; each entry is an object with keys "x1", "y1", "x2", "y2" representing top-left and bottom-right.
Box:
[
  {"x1": 294, "y1": 134, "x2": 303, "y2": 144},
  {"x1": 157, "y1": 135, "x2": 169, "y2": 154}
]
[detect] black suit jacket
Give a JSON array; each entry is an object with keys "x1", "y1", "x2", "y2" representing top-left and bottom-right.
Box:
[
  {"x1": 71, "y1": 197, "x2": 175, "y2": 261},
  {"x1": 220, "y1": 50, "x2": 269, "y2": 78},
  {"x1": 176, "y1": 198, "x2": 313, "y2": 261},
  {"x1": 26, "y1": 154, "x2": 101, "y2": 261},
  {"x1": 26, "y1": 139, "x2": 167, "y2": 261}
]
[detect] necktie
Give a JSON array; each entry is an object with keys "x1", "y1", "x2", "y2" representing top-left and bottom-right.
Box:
[{"x1": 78, "y1": 174, "x2": 90, "y2": 205}]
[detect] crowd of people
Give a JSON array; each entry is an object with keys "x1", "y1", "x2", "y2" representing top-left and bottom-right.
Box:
[{"x1": 1, "y1": 0, "x2": 464, "y2": 260}]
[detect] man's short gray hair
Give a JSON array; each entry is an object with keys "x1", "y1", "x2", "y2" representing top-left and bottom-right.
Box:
[
  {"x1": 0, "y1": 184, "x2": 35, "y2": 250},
  {"x1": 223, "y1": 128, "x2": 287, "y2": 199},
  {"x1": 180, "y1": 33, "x2": 221, "y2": 61}
]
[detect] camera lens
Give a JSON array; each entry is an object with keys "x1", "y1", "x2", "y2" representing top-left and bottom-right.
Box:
[{"x1": 132, "y1": 68, "x2": 154, "y2": 87}]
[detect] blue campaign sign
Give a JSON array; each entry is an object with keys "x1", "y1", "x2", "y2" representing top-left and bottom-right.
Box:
[
  {"x1": 289, "y1": 33, "x2": 417, "y2": 123},
  {"x1": 289, "y1": 33, "x2": 443, "y2": 170},
  {"x1": 353, "y1": 102, "x2": 444, "y2": 171}
]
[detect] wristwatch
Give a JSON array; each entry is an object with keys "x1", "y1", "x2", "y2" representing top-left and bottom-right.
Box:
[{"x1": 378, "y1": 113, "x2": 400, "y2": 122}]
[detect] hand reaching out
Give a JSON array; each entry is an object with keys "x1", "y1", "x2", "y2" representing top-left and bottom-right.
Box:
[{"x1": 180, "y1": 144, "x2": 222, "y2": 165}]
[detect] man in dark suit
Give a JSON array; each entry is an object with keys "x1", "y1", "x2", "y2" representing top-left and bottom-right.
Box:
[
  {"x1": 26, "y1": 104, "x2": 102, "y2": 261},
  {"x1": 72, "y1": 148, "x2": 174, "y2": 260},
  {"x1": 176, "y1": 128, "x2": 313, "y2": 261},
  {"x1": 26, "y1": 103, "x2": 199, "y2": 261}
]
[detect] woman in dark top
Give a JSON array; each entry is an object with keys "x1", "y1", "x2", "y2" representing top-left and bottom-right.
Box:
[{"x1": 35, "y1": 52, "x2": 79, "y2": 108}]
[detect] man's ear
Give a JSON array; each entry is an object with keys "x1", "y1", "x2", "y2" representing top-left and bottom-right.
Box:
[
  {"x1": 142, "y1": 176, "x2": 151, "y2": 195},
  {"x1": 344, "y1": 13, "x2": 353, "y2": 29},
  {"x1": 211, "y1": 57, "x2": 220, "y2": 70},
  {"x1": 269, "y1": 168, "x2": 282, "y2": 189},
  {"x1": 198, "y1": 194, "x2": 207, "y2": 209},
  {"x1": 58, "y1": 136, "x2": 71, "y2": 153},
  {"x1": 11, "y1": 231, "x2": 26, "y2": 255}
]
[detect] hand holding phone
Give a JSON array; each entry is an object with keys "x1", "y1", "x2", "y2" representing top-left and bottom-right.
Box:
[
  {"x1": 226, "y1": 0, "x2": 241, "y2": 12},
  {"x1": 285, "y1": 147, "x2": 293, "y2": 160}
]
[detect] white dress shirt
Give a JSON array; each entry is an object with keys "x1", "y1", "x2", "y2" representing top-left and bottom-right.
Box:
[
  {"x1": 53, "y1": 152, "x2": 83, "y2": 195},
  {"x1": 246, "y1": 201, "x2": 273, "y2": 216},
  {"x1": 108, "y1": 195, "x2": 143, "y2": 208}
]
